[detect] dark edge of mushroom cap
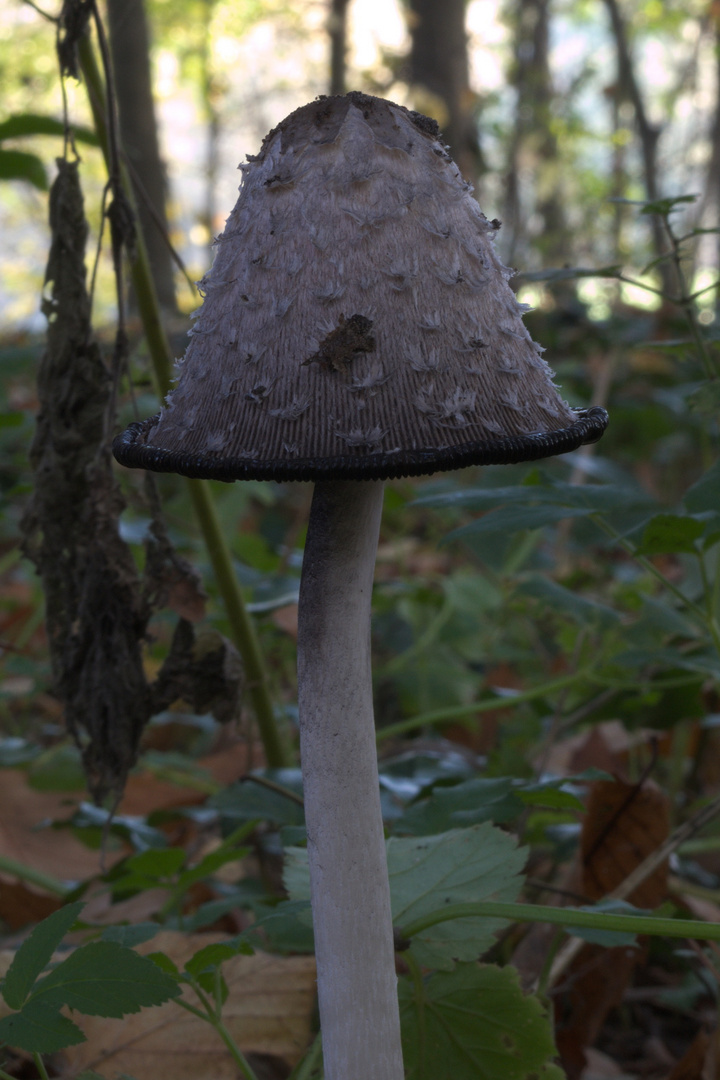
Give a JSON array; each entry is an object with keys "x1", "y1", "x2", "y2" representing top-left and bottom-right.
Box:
[{"x1": 112, "y1": 405, "x2": 608, "y2": 483}]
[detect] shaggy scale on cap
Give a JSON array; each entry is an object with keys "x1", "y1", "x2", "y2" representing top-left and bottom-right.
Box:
[{"x1": 113, "y1": 92, "x2": 607, "y2": 482}]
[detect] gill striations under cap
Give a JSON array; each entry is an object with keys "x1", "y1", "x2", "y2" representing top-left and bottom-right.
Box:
[{"x1": 113, "y1": 92, "x2": 607, "y2": 482}]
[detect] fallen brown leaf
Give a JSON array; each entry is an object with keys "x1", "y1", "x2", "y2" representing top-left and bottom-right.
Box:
[{"x1": 554, "y1": 777, "x2": 671, "y2": 1080}]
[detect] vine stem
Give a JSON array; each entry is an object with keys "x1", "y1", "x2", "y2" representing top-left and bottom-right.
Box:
[
  {"x1": 75, "y1": 31, "x2": 289, "y2": 767},
  {"x1": 590, "y1": 513, "x2": 712, "y2": 629},
  {"x1": 400, "y1": 899, "x2": 720, "y2": 942},
  {"x1": 289, "y1": 1032, "x2": 323, "y2": 1080},
  {"x1": 32, "y1": 1053, "x2": 50, "y2": 1080},
  {"x1": 376, "y1": 668, "x2": 588, "y2": 742},
  {"x1": 176, "y1": 982, "x2": 260, "y2": 1080}
]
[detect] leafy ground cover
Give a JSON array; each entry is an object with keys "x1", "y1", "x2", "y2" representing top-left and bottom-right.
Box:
[{"x1": 3, "y1": 205, "x2": 720, "y2": 1077}]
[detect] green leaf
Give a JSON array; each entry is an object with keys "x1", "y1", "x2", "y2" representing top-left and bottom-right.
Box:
[
  {"x1": 176, "y1": 845, "x2": 250, "y2": 892},
  {"x1": 0, "y1": 412, "x2": 24, "y2": 429},
  {"x1": 30, "y1": 941, "x2": 181, "y2": 1017},
  {"x1": 389, "y1": 825, "x2": 525, "y2": 970},
  {"x1": 414, "y1": 481, "x2": 654, "y2": 514},
  {"x1": 0, "y1": 113, "x2": 98, "y2": 144},
  {"x1": 2, "y1": 901, "x2": 84, "y2": 1010},
  {"x1": 146, "y1": 951, "x2": 181, "y2": 978},
  {"x1": 0, "y1": 147, "x2": 47, "y2": 190},
  {"x1": 395, "y1": 778, "x2": 524, "y2": 836},
  {"x1": 515, "y1": 782, "x2": 585, "y2": 811},
  {"x1": 447, "y1": 504, "x2": 589, "y2": 542},
  {"x1": 0, "y1": 1001, "x2": 85, "y2": 1053},
  {"x1": 101, "y1": 923, "x2": 162, "y2": 948},
  {"x1": 184, "y1": 940, "x2": 253, "y2": 978},
  {"x1": 399, "y1": 962, "x2": 562, "y2": 1080},
  {"x1": 685, "y1": 459, "x2": 720, "y2": 515},
  {"x1": 123, "y1": 847, "x2": 186, "y2": 880},
  {"x1": 636, "y1": 514, "x2": 705, "y2": 555},
  {"x1": 76, "y1": 1072, "x2": 109, "y2": 1080},
  {"x1": 686, "y1": 382, "x2": 720, "y2": 417},
  {"x1": 27, "y1": 742, "x2": 86, "y2": 792},
  {"x1": 640, "y1": 194, "x2": 697, "y2": 215},
  {"x1": 516, "y1": 576, "x2": 620, "y2": 627},
  {"x1": 209, "y1": 769, "x2": 304, "y2": 826},
  {"x1": 240, "y1": 899, "x2": 315, "y2": 954}
]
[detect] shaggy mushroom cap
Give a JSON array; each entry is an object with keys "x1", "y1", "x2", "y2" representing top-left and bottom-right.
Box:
[{"x1": 113, "y1": 92, "x2": 607, "y2": 482}]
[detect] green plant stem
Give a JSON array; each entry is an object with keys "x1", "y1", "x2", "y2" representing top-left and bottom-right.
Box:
[
  {"x1": 180, "y1": 977, "x2": 260, "y2": 1080},
  {"x1": 662, "y1": 213, "x2": 720, "y2": 380},
  {"x1": 376, "y1": 669, "x2": 587, "y2": 742},
  {"x1": 404, "y1": 951, "x2": 426, "y2": 1064},
  {"x1": 591, "y1": 513, "x2": 713, "y2": 631},
  {"x1": 186, "y1": 481, "x2": 286, "y2": 765},
  {"x1": 0, "y1": 1068, "x2": 18, "y2": 1080},
  {"x1": 32, "y1": 1053, "x2": 50, "y2": 1080},
  {"x1": 400, "y1": 900, "x2": 720, "y2": 942},
  {"x1": 289, "y1": 1032, "x2": 323, "y2": 1080},
  {"x1": 0, "y1": 855, "x2": 70, "y2": 897},
  {"x1": 76, "y1": 32, "x2": 288, "y2": 767}
]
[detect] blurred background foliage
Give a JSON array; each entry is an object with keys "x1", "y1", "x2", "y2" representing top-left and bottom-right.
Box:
[
  {"x1": 2, "y1": 0, "x2": 720, "y2": 779},
  {"x1": 2, "y1": 1, "x2": 720, "y2": 1074},
  {"x1": 0, "y1": 0, "x2": 719, "y2": 777}
]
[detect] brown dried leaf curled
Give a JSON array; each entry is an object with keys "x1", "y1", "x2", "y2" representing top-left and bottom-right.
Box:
[{"x1": 151, "y1": 619, "x2": 244, "y2": 725}]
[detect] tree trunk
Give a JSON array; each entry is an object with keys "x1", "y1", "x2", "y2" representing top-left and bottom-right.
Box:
[
  {"x1": 328, "y1": 0, "x2": 350, "y2": 96},
  {"x1": 407, "y1": 0, "x2": 481, "y2": 182},
  {"x1": 106, "y1": 0, "x2": 177, "y2": 313},
  {"x1": 603, "y1": 0, "x2": 677, "y2": 296},
  {"x1": 503, "y1": 0, "x2": 569, "y2": 267}
]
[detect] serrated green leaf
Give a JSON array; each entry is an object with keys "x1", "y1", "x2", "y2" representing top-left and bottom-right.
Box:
[
  {"x1": 389, "y1": 825, "x2": 525, "y2": 970},
  {"x1": 636, "y1": 514, "x2": 705, "y2": 555},
  {"x1": 399, "y1": 962, "x2": 562, "y2": 1080},
  {"x1": 396, "y1": 778, "x2": 524, "y2": 836},
  {"x1": 0, "y1": 1001, "x2": 85, "y2": 1053},
  {"x1": 0, "y1": 148, "x2": 47, "y2": 190},
  {"x1": 29, "y1": 941, "x2": 180, "y2": 1017},
  {"x1": 2, "y1": 900, "x2": 84, "y2": 1009},
  {"x1": 146, "y1": 951, "x2": 181, "y2": 978},
  {"x1": 184, "y1": 940, "x2": 252, "y2": 977}
]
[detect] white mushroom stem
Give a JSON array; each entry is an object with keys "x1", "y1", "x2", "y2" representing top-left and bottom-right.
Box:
[{"x1": 297, "y1": 479, "x2": 404, "y2": 1080}]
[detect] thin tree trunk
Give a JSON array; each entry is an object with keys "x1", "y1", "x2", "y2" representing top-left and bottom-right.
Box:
[
  {"x1": 297, "y1": 480, "x2": 403, "y2": 1080},
  {"x1": 407, "y1": 0, "x2": 481, "y2": 182},
  {"x1": 603, "y1": 0, "x2": 677, "y2": 295},
  {"x1": 329, "y1": 0, "x2": 349, "y2": 96},
  {"x1": 106, "y1": 0, "x2": 177, "y2": 313},
  {"x1": 504, "y1": 0, "x2": 569, "y2": 266}
]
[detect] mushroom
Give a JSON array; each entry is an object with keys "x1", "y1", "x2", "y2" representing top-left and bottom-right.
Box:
[{"x1": 113, "y1": 92, "x2": 607, "y2": 1080}]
